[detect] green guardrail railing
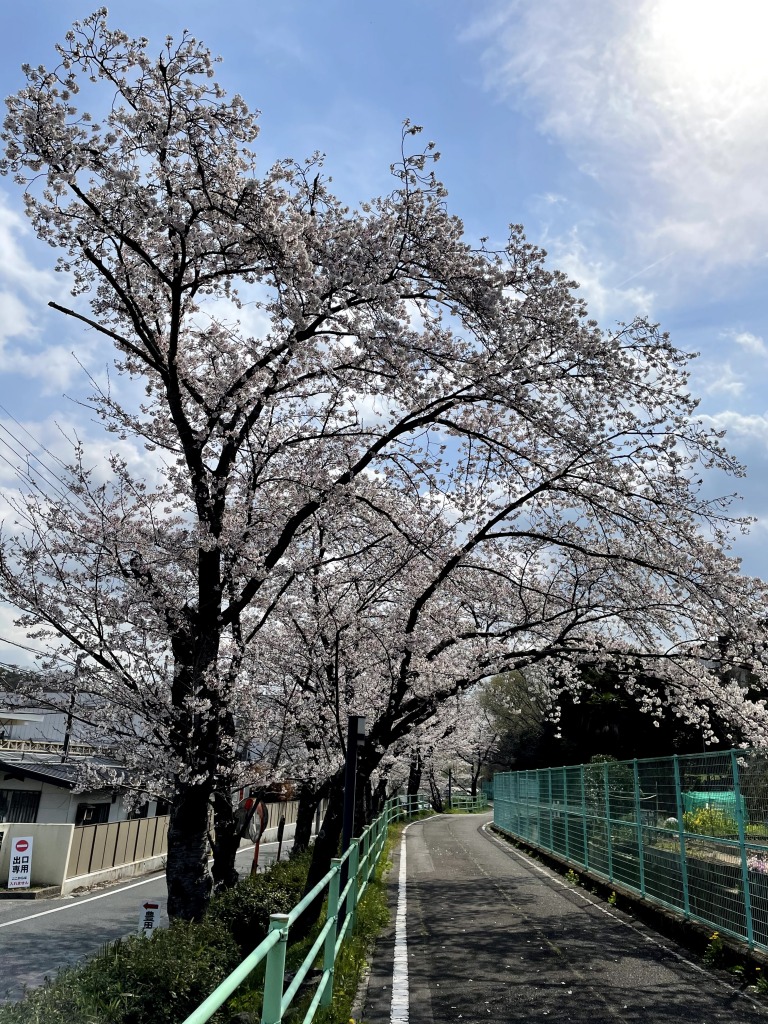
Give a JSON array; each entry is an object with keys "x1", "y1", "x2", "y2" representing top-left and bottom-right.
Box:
[
  {"x1": 181, "y1": 794, "x2": 430, "y2": 1024},
  {"x1": 447, "y1": 793, "x2": 490, "y2": 811},
  {"x1": 493, "y1": 749, "x2": 768, "y2": 951}
]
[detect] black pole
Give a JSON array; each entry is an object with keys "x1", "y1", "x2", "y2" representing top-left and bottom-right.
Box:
[
  {"x1": 342, "y1": 714, "x2": 366, "y2": 855},
  {"x1": 448, "y1": 766, "x2": 452, "y2": 810},
  {"x1": 339, "y1": 714, "x2": 366, "y2": 931},
  {"x1": 276, "y1": 814, "x2": 286, "y2": 863}
]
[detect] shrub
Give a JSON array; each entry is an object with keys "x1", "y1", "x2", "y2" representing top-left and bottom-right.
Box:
[
  {"x1": 682, "y1": 808, "x2": 737, "y2": 837},
  {"x1": 106, "y1": 921, "x2": 241, "y2": 1023},
  {"x1": 206, "y1": 849, "x2": 311, "y2": 956},
  {"x1": 0, "y1": 920, "x2": 240, "y2": 1024},
  {"x1": 0, "y1": 854, "x2": 313, "y2": 1024}
]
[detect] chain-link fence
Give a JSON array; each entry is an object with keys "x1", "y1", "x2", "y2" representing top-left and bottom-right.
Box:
[{"x1": 494, "y1": 749, "x2": 768, "y2": 949}]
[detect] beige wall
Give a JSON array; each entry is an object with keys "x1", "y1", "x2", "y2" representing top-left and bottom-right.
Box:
[
  {"x1": 0, "y1": 797, "x2": 326, "y2": 891},
  {"x1": 0, "y1": 822, "x2": 74, "y2": 888}
]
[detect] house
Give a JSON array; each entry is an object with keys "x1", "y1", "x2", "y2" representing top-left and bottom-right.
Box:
[{"x1": 0, "y1": 704, "x2": 167, "y2": 826}]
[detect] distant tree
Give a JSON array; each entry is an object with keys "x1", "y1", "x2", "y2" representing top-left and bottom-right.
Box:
[
  {"x1": 483, "y1": 657, "x2": 761, "y2": 772},
  {"x1": 0, "y1": 664, "x2": 41, "y2": 693},
  {"x1": 3, "y1": 11, "x2": 768, "y2": 921}
]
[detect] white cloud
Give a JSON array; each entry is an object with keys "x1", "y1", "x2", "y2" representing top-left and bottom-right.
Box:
[
  {"x1": 546, "y1": 228, "x2": 654, "y2": 320},
  {"x1": 730, "y1": 331, "x2": 768, "y2": 358},
  {"x1": 0, "y1": 192, "x2": 94, "y2": 394},
  {"x1": 0, "y1": 196, "x2": 60, "y2": 299},
  {"x1": 697, "y1": 362, "x2": 746, "y2": 399},
  {"x1": 699, "y1": 410, "x2": 768, "y2": 444},
  {"x1": 468, "y1": 0, "x2": 768, "y2": 269}
]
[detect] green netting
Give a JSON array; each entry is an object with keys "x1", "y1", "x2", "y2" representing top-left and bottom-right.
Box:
[{"x1": 682, "y1": 790, "x2": 747, "y2": 822}]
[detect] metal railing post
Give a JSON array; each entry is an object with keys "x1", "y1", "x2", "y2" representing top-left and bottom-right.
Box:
[
  {"x1": 346, "y1": 838, "x2": 360, "y2": 928},
  {"x1": 361, "y1": 827, "x2": 371, "y2": 883},
  {"x1": 580, "y1": 764, "x2": 589, "y2": 870},
  {"x1": 731, "y1": 750, "x2": 754, "y2": 945},
  {"x1": 562, "y1": 766, "x2": 570, "y2": 860},
  {"x1": 673, "y1": 755, "x2": 690, "y2": 917},
  {"x1": 320, "y1": 861, "x2": 342, "y2": 1008},
  {"x1": 603, "y1": 762, "x2": 614, "y2": 882},
  {"x1": 261, "y1": 914, "x2": 290, "y2": 1024},
  {"x1": 633, "y1": 759, "x2": 646, "y2": 898}
]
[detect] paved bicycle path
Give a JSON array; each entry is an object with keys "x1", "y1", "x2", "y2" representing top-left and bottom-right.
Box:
[{"x1": 362, "y1": 812, "x2": 768, "y2": 1023}]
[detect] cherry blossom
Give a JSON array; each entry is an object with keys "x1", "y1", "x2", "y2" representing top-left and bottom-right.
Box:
[{"x1": 2, "y1": 11, "x2": 768, "y2": 919}]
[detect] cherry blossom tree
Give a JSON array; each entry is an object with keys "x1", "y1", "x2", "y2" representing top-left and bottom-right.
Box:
[{"x1": 3, "y1": 10, "x2": 768, "y2": 920}]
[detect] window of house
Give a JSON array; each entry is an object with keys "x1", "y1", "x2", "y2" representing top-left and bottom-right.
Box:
[
  {"x1": 0, "y1": 789, "x2": 41, "y2": 823},
  {"x1": 74, "y1": 802, "x2": 110, "y2": 825}
]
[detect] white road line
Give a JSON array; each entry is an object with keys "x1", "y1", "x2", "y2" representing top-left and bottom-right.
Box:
[
  {"x1": 0, "y1": 839, "x2": 290, "y2": 931},
  {"x1": 0, "y1": 874, "x2": 165, "y2": 929},
  {"x1": 390, "y1": 828, "x2": 410, "y2": 1024}
]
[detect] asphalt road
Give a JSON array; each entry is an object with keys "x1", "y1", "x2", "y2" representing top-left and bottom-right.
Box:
[
  {"x1": 0, "y1": 838, "x2": 290, "y2": 1004},
  {"x1": 362, "y1": 812, "x2": 768, "y2": 1024}
]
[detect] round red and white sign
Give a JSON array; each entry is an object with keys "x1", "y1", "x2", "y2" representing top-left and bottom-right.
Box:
[{"x1": 15, "y1": 839, "x2": 29, "y2": 852}]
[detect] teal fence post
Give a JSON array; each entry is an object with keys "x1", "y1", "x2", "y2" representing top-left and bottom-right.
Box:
[
  {"x1": 346, "y1": 838, "x2": 360, "y2": 927},
  {"x1": 547, "y1": 769, "x2": 554, "y2": 852},
  {"x1": 320, "y1": 860, "x2": 342, "y2": 1008},
  {"x1": 580, "y1": 764, "x2": 589, "y2": 870},
  {"x1": 261, "y1": 913, "x2": 290, "y2": 1024},
  {"x1": 731, "y1": 750, "x2": 754, "y2": 946},
  {"x1": 672, "y1": 755, "x2": 691, "y2": 918},
  {"x1": 534, "y1": 771, "x2": 542, "y2": 845},
  {"x1": 361, "y1": 827, "x2": 371, "y2": 883},
  {"x1": 603, "y1": 761, "x2": 614, "y2": 882},
  {"x1": 562, "y1": 766, "x2": 570, "y2": 861},
  {"x1": 633, "y1": 759, "x2": 646, "y2": 898}
]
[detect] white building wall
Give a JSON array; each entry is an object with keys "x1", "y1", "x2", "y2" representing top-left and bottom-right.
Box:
[
  {"x1": 0, "y1": 777, "x2": 127, "y2": 825},
  {"x1": 36, "y1": 787, "x2": 73, "y2": 823}
]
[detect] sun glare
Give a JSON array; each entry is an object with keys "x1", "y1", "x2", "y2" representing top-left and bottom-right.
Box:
[{"x1": 646, "y1": 0, "x2": 768, "y2": 104}]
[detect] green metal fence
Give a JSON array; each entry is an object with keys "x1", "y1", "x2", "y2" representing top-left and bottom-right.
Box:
[
  {"x1": 448, "y1": 793, "x2": 489, "y2": 811},
  {"x1": 181, "y1": 794, "x2": 428, "y2": 1024},
  {"x1": 494, "y1": 749, "x2": 768, "y2": 950}
]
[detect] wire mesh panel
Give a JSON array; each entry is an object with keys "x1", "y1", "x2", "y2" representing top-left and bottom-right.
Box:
[
  {"x1": 551, "y1": 769, "x2": 566, "y2": 858},
  {"x1": 565, "y1": 766, "x2": 586, "y2": 867},
  {"x1": 493, "y1": 748, "x2": 768, "y2": 952}
]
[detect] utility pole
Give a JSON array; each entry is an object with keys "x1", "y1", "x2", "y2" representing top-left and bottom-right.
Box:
[{"x1": 62, "y1": 653, "x2": 84, "y2": 762}]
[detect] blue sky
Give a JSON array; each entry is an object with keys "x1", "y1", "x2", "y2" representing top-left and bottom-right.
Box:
[{"x1": 1, "y1": 1, "x2": 767, "y2": 661}]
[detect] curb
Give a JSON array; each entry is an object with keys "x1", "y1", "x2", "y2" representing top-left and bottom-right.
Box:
[{"x1": 0, "y1": 885, "x2": 62, "y2": 900}]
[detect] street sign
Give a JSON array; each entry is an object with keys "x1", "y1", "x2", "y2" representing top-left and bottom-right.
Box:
[
  {"x1": 138, "y1": 900, "x2": 160, "y2": 936},
  {"x1": 8, "y1": 836, "x2": 33, "y2": 889}
]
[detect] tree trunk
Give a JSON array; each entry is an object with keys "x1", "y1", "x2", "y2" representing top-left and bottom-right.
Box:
[
  {"x1": 166, "y1": 781, "x2": 214, "y2": 921},
  {"x1": 211, "y1": 789, "x2": 241, "y2": 893},
  {"x1": 407, "y1": 749, "x2": 422, "y2": 796},
  {"x1": 293, "y1": 782, "x2": 321, "y2": 856},
  {"x1": 428, "y1": 769, "x2": 443, "y2": 813},
  {"x1": 372, "y1": 776, "x2": 388, "y2": 816},
  {"x1": 296, "y1": 775, "x2": 344, "y2": 934}
]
